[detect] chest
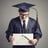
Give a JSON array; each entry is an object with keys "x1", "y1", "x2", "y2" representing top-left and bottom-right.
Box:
[{"x1": 13, "y1": 19, "x2": 36, "y2": 33}]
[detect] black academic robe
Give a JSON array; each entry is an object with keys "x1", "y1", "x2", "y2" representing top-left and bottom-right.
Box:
[{"x1": 5, "y1": 16, "x2": 42, "y2": 48}]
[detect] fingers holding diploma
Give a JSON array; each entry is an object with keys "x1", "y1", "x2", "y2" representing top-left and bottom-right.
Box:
[
  {"x1": 29, "y1": 39, "x2": 38, "y2": 45},
  {"x1": 9, "y1": 35, "x2": 15, "y2": 42}
]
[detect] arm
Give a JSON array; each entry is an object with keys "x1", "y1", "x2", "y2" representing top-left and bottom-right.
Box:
[
  {"x1": 34, "y1": 22, "x2": 42, "y2": 41},
  {"x1": 29, "y1": 22, "x2": 42, "y2": 45},
  {"x1": 32, "y1": 22, "x2": 42, "y2": 45},
  {"x1": 5, "y1": 20, "x2": 14, "y2": 42}
]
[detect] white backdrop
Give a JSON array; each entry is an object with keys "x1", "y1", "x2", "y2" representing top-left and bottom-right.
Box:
[{"x1": 0, "y1": 0, "x2": 48, "y2": 48}]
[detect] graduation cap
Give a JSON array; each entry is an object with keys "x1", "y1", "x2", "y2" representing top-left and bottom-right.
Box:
[{"x1": 12, "y1": 2, "x2": 35, "y2": 12}]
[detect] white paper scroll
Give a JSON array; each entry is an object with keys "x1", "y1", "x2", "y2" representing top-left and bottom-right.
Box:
[{"x1": 12, "y1": 33, "x2": 33, "y2": 45}]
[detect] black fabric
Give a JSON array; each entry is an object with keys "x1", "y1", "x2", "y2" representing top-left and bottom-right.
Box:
[
  {"x1": 12, "y1": 2, "x2": 35, "y2": 12},
  {"x1": 13, "y1": 45, "x2": 35, "y2": 48}
]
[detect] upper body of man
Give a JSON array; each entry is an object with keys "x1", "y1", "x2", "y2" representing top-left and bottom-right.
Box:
[{"x1": 5, "y1": 2, "x2": 42, "y2": 48}]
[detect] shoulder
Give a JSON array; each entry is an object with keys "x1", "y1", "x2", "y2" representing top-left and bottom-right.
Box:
[
  {"x1": 11, "y1": 16, "x2": 19, "y2": 21},
  {"x1": 29, "y1": 17, "x2": 36, "y2": 22},
  {"x1": 9, "y1": 16, "x2": 20, "y2": 23}
]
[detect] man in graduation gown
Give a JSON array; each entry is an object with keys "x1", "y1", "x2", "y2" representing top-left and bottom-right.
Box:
[{"x1": 5, "y1": 2, "x2": 42, "y2": 48}]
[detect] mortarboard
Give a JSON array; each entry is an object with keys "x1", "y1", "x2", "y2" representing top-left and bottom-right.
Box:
[{"x1": 12, "y1": 2, "x2": 35, "y2": 12}]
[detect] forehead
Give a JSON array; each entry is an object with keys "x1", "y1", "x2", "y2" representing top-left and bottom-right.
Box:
[{"x1": 19, "y1": 11, "x2": 29, "y2": 14}]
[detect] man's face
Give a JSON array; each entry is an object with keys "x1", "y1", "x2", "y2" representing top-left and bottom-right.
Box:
[{"x1": 19, "y1": 11, "x2": 29, "y2": 20}]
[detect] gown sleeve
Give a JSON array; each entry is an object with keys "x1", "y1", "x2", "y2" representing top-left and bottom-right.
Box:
[
  {"x1": 34, "y1": 21, "x2": 42, "y2": 41},
  {"x1": 5, "y1": 20, "x2": 14, "y2": 42}
]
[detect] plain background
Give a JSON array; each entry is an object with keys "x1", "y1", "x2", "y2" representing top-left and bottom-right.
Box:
[{"x1": 0, "y1": 0, "x2": 48, "y2": 48}]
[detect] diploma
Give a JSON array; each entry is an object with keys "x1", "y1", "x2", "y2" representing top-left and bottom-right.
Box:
[{"x1": 12, "y1": 33, "x2": 33, "y2": 45}]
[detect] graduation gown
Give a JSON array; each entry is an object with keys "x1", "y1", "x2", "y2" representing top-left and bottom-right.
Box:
[{"x1": 5, "y1": 16, "x2": 42, "y2": 48}]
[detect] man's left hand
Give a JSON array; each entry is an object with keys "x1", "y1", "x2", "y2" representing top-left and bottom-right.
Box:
[{"x1": 29, "y1": 39, "x2": 38, "y2": 45}]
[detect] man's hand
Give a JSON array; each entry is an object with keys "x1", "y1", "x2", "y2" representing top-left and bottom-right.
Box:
[
  {"x1": 29, "y1": 39, "x2": 38, "y2": 45},
  {"x1": 9, "y1": 35, "x2": 15, "y2": 42}
]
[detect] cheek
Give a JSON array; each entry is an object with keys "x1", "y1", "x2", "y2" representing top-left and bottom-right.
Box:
[{"x1": 21, "y1": 16, "x2": 24, "y2": 19}]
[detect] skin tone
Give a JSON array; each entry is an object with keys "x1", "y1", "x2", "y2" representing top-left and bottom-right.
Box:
[
  {"x1": 9, "y1": 11, "x2": 38, "y2": 45},
  {"x1": 19, "y1": 11, "x2": 29, "y2": 20}
]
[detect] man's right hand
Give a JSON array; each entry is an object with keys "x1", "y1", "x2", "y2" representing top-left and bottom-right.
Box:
[{"x1": 9, "y1": 35, "x2": 14, "y2": 42}]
